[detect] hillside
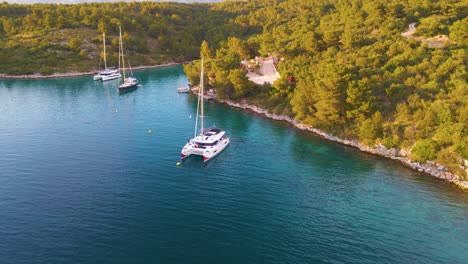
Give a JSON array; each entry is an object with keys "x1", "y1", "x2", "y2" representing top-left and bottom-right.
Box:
[
  {"x1": 0, "y1": 1, "x2": 254, "y2": 74},
  {"x1": 183, "y1": 0, "x2": 467, "y2": 180}
]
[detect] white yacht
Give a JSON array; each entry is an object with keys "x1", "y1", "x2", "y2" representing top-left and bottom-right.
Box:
[
  {"x1": 99, "y1": 68, "x2": 121, "y2": 81},
  {"x1": 93, "y1": 32, "x2": 121, "y2": 81},
  {"x1": 181, "y1": 58, "x2": 229, "y2": 162}
]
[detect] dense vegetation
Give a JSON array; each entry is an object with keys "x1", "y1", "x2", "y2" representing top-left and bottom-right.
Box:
[
  {"x1": 0, "y1": 1, "x2": 252, "y2": 74},
  {"x1": 183, "y1": 0, "x2": 467, "y2": 178},
  {"x1": 0, "y1": 0, "x2": 466, "y2": 178}
]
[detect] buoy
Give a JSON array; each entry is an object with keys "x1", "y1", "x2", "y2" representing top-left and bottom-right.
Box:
[
  {"x1": 148, "y1": 129, "x2": 152, "y2": 134},
  {"x1": 189, "y1": 115, "x2": 192, "y2": 119},
  {"x1": 115, "y1": 108, "x2": 118, "y2": 113},
  {"x1": 176, "y1": 162, "x2": 181, "y2": 166}
]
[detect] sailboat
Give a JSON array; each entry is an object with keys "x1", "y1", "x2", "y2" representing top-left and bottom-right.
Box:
[
  {"x1": 118, "y1": 27, "x2": 139, "y2": 92},
  {"x1": 93, "y1": 32, "x2": 121, "y2": 81},
  {"x1": 181, "y1": 58, "x2": 230, "y2": 162}
]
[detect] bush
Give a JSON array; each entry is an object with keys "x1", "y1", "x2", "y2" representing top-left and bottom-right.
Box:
[
  {"x1": 358, "y1": 112, "x2": 383, "y2": 143},
  {"x1": 437, "y1": 148, "x2": 465, "y2": 179},
  {"x1": 411, "y1": 139, "x2": 440, "y2": 162},
  {"x1": 382, "y1": 134, "x2": 400, "y2": 149},
  {"x1": 454, "y1": 139, "x2": 468, "y2": 159},
  {"x1": 68, "y1": 38, "x2": 82, "y2": 51}
]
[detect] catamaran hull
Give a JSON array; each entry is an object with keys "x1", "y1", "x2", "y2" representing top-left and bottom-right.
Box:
[
  {"x1": 101, "y1": 74, "x2": 121, "y2": 81},
  {"x1": 202, "y1": 138, "x2": 230, "y2": 162},
  {"x1": 181, "y1": 138, "x2": 230, "y2": 162}
]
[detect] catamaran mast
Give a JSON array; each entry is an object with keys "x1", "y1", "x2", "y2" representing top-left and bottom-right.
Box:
[
  {"x1": 194, "y1": 58, "x2": 203, "y2": 137},
  {"x1": 200, "y1": 57, "x2": 204, "y2": 133},
  {"x1": 103, "y1": 33, "x2": 107, "y2": 69}
]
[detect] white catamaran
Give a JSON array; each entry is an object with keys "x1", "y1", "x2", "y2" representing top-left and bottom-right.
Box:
[
  {"x1": 181, "y1": 58, "x2": 230, "y2": 162},
  {"x1": 93, "y1": 32, "x2": 121, "y2": 81},
  {"x1": 118, "y1": 27, "x2": 139, "y2": 92}
]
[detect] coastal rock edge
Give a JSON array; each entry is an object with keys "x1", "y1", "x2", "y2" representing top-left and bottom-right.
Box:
[{"x1": 220, "y1": 99, "x2": 468, "y2": 191}]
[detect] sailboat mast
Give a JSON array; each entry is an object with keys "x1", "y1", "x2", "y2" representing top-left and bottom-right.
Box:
[
  {"x1": 117, "y1": 31, "x2": 120, "y2": 71},
  {"x1": 200, "y1": 57, "x2": 204, "y2": 133},
  {"x1": 103, "y1": 32, "x2": 107, "y2": 69},
  {"x1": 119, "y1": 27, "x2": 126, "y2": 80}
]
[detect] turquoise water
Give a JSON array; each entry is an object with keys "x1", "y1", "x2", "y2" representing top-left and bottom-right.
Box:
[{"x1": 1, "y1": 66, "x2": 467, "y2": 264}]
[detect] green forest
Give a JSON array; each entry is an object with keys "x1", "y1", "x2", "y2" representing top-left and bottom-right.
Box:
[
  {"x1": 0, "y1": 1, "x2": 252, "y2": 74},
  {"x1": 0, "y1": 0, "x2": 467, "y2": 178}
]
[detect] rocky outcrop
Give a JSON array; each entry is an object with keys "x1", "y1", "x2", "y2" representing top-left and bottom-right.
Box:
[{"x1": 219, "y1": 99, "x2": 468, "y2": 191}]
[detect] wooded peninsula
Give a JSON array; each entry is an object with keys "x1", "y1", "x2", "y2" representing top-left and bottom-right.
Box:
[{"x1": 0, "y1": 0, "x2": 466, "y2": 183}]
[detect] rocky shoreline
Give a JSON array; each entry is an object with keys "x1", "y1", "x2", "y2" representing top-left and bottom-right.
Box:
[
  {"x1": 219, "y1": 99, "x2": 468, "y2": 191},
  {"x1": 0, "y1": 62, "x2": 184, "y2": 80}
]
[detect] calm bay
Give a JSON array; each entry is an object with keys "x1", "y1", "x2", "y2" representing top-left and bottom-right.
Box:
[{"x1": 0, "y1": 66, "x2": 467, "y2": 263}]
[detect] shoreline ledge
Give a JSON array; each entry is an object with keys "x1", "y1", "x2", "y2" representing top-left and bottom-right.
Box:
[
  {"x1": 219, "y1": 99, "x2": 468, "y2": 191},
  {"x1": 0, "y1": 62, "x2": 184, "y2": 80}
]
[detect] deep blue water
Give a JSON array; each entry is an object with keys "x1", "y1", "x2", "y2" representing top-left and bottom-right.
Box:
[{"x1": 0, "y1": 66, "x2": 467, "y2": 264}]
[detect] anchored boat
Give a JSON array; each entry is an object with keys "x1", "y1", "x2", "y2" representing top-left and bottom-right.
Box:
[
  {"x1": 117, "y1": 27, "x2": 139, "y2": 92},
  {"x1": 93, "y1": 32, "x2": 121, "y2": 82},
  {"x1": 181, "y1": 58, "x2": 229, "y2": 162}
]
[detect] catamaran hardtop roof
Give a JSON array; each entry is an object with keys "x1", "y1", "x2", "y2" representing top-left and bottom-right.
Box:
[{"x1": 203, "y1": 126, "x2": 221, "y2": 135}]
